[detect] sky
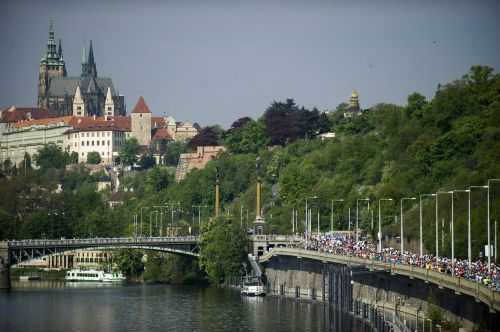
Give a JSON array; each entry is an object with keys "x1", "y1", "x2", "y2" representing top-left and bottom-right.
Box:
[{"x1": 1, "y1": 0, "x2": 499, "y2": 127}]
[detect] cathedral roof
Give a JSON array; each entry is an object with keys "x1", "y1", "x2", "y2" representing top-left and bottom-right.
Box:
[
  {"x1": 47, "y1": 76, "x2": 117, "y2": 97},
  {"x1": 131, "y1": 96, "x2": 151, "y2": 114}
]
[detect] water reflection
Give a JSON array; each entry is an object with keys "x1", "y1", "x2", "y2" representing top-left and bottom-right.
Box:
[{"x1": 1, "y1": 283, "x2": 373, "y2": 332}]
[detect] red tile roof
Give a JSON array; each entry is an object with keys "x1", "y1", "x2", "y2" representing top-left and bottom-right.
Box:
[
  {"x1": 131, "y1": 96, "x2": 151, "y2": 114},
  {"x1": 152, "y1": 128, "x2": 173, "y2": 141},
  {"x1": 151, "y1": 117, "x2": 166, "y2": 129},
  {"x1": 68, "y1": 116, "x2": 130, "y2": 132},
  {"x1": 13, "y1": 116, "x2": 74, "y2": 128},
  {"x1": 1, "y1": 106, "x2": 56, "y2": 123}
]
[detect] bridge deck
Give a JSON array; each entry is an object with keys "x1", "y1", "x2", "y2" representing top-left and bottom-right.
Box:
[{"x1": 260, "y1": 247, "x2": 500, "y2": 312}]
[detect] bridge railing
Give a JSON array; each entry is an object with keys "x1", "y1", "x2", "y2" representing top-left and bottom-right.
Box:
[
  {"x1": 261, "y1": 247, "x2": 500, "y2": 312},
  {"x1": 7, "y1": 236, "x2": 199, "y2": 248}
]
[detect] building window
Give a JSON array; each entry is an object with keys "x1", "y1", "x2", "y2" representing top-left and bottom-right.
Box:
[
  {"x1": 102, "y1": 140, "x2": 105, "y2": 145},
  {"x1": 97, "y1": 141, "x2": 100, "y2": 146},
  {"x1": 108, "y1": 107, "x2": 112, "y2": 111},
  {"x1": 92, "y1": 141, "x2": 94, "y2": 146},
  {"x1": 107, "y1": 140, "x2": 110, "y2": 145},
  {"x1": 77, "y1": 106, "x2": 81, "y2": 110},
  {"x1": 81, "y1": 141, "x2": 84, "y2": 146}
]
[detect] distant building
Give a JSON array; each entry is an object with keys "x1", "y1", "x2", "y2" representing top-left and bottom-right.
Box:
[
  {"x1": 37, "y1": 21, "x2": 126, "y2": 117},
  {"x1": 343, "y1": 90, "x2": 362, "y2": 118},
  {"x1": 0, "y1": 116, "x2": 74, "y2": 165},
  {"x1": 175, "y1": 146, "x2": 225, "y2": 182}
]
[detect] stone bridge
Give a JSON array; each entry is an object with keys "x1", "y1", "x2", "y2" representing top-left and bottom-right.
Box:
[{"x1": 0, "y1": 236, "x2": 199, "y2": 289}]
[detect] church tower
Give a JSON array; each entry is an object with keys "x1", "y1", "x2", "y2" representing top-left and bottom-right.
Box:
[
  {"x1": 81, "y1": 40, "x2": 98, "y2": 78},
  {"x1": 104, "y1": 87, "x2": 115, "y2": 119},
  {"x1": 37, "y1": 20, "x2": 67, "y2": 107},
  {"x1": 72, "y1": 85, "x2": 86, "y2": 117},
  {"x1": 131, "y1": 96, "x2": 152, "y2": 146},
  {"x1": 349, "y1": 90, "x2": 360, "y2": 110}
]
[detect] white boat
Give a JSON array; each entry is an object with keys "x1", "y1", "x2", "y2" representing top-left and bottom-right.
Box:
[
  {"x1": 102, "y1": 271, "x2": 126, "y2": 283},
  {"x1": 241, "y1": 281, "x2": 265, "y2": 296},
  {"x1": 65, "y1": 269, "x2": 125, "y2": 282}
]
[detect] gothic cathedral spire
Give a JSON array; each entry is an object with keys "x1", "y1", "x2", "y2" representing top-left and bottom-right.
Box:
[{"x1": 81, "y1": 40, "x2": 97, "y2": 78}]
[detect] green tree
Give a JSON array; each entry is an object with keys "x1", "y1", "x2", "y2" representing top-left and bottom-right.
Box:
[
  {"x1": 139, "y1": 154, "x2": 155, "y2": 169},
  {"x1": 86, "y1": 151, "x2": 101, "y2": 164},
  {"x1": 34, "y1": 144, "x2": 70, "y2": 170},
  {"x1": 119, "y1": 138, "x2": 140, "y2": 166},
  {"x1": 199, "y1": 216, "x2": 247, "y2": 284}
]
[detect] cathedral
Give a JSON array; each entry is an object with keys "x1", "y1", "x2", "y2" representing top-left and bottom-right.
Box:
[{"x1": 37, "y1": 21, "x2": 126, "y2": 117}]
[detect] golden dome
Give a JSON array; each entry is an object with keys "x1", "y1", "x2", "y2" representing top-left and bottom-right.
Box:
[{"x1": 351, "y1": 90, "x2": 358, "y2": 98}]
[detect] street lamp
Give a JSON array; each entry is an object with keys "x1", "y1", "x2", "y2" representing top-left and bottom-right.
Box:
[
  {"x1": 469, "y1": 185, "x2": 488, "y2": 270},
  {"x1": 356, "y1": 198, "x2": 370, "y2": 243},
  {"x1": 400, "y1": 197, "x2": 416, "y2": 254},
  {"x1": 487, "y1": 179, "x2": 500, "y2": 272},
  {"x1": 453, "y1": 190, "x2": 470, "y2": 272},
  {"x1": 305, "y1": 196, "x2": 318, "y2": 233},
  {"x1": 419, "y1": 194, "x2": 436, "y2": 257},
  {"x1": 140, "y1": 206, "x2": 150, "y2": 237},
  {"x1": 437, "y1": 191, "x2": 453, "y2": 272},
  {"x1": 378, "y1": 198, "x2": 393, "y2": 253},
  {"x1": 331, "y1": 199, "x2": 344, "y2": 232}
]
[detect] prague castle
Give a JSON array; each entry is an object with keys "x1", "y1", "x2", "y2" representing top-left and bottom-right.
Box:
[{"x1": 37, "y1": 21, "x2": 126, "y2": 117}]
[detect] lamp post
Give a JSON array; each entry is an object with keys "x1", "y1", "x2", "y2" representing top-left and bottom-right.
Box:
[
  {"x1": 378, "y1": 198, "x2": 393, "y2": 253},
  {"x1": 400, "y1": 197, "x2": 416, "y2": 254},
  {"x1": 153, "y1": 205, "x2": 169, "y2": 237},
  {"x1": 469, "y1": 185, "x2": 489, "y2": 267},
  {"x1": 487, "y1": 179, "x2": 500, "y2": 273},
  {"x1": 453, "y1": 190, "x2": 471, "y2": 271},
  {"x1": 419, "y1": 194, "x2": 436, "y2": 257},
  {"x1": 331, "y1": 199, "x2": 344, "y2": 232},
  {"x1": 437, "y1": 191, "x2": 453, "y2": 270},
  {"x1": 356, "y1": 198, "x2": 370, "y2": 243},
  {"x1": 140, "y1": 206, "x2": 150, "y2": 237},
  {"x1": 304, "y1": 196, "x2": 318, "y2": 246}
]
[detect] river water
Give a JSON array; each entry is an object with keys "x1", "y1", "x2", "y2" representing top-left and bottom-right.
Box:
[{"x1": 0, "y1": 281, "x2": 373, "y2": 332}]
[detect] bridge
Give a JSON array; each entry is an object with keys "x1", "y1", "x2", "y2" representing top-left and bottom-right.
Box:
[
  {"x1": 0, "y1": 236, "x2": 200, "y2": 289},
  {"x1": 260, "y1": 247, "x2": 500, "y2": 313}
]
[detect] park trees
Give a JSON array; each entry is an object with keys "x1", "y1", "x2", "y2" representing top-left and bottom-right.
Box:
[
  {"x1": 119, "y1": 138, "x2": 140, "y2": 166},
  {"x1": 199, "y1": 216, "x2": 247, "y2": 284},
  {"x1": 86, "y1": 151, "x2": 101, "y2": 164}
]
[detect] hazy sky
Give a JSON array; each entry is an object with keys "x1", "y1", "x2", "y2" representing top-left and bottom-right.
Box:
[{"x1": 1, "y1": 0, "x2": 499, "y2": 127}]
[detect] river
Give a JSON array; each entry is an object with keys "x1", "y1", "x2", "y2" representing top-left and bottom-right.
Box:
[{"x1": 0, "y1": 281, "x2": 373, "y2": 332}]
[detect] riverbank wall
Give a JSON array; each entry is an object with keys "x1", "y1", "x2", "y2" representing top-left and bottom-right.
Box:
[{"x1": 263, "y1": 254, "x2": 499, "y2": 331}]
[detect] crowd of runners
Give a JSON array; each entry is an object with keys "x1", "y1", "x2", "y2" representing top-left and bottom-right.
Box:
[{"x1": 303, "y1": 233, "x2": 500, "y2": 291}]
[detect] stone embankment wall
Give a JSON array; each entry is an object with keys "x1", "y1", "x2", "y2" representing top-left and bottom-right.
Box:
[{"x1": 263, "y1": 254, "x2": 499, "y2": 331}]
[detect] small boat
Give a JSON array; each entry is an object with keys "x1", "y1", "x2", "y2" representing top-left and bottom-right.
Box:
[
  {"x1": 241, "y1": 280, "x2": 265, "y2": 296},
  {"x1": 65, "y1": 269, "x2": 125, "y2": 283},
  {"x1": 102, "y1": 271, "x2": 126, "y2": 283}
]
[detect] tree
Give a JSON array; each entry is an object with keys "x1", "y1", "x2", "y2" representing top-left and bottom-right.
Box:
[
  {"x1": 199, "y1": 216, "x2": 247, "y2": 284},
  {"x1": 189, "y1": 126, "x2": 220, "y2": 148},
  {"x1": 145, "y1": 167, "x2": 171, "y2": 192},
  {"x1": 34, "y1": 144, "x2": 70, "y2": 170},
  {"x1": 86, "y1": 151, "x2": 101, "y2": 164},
  {"x1": 139, "y1": 154, "x2": 155, "y2": 170},
  {"x1": 119, "y1": 138, "x2": 140, "y2": 166},
  {"x1": 224, "y1": 119, "x2": 270, "y2": 154},
  {"x1": 163, "y1": 141, "x2": 188, "y2": 166}
]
